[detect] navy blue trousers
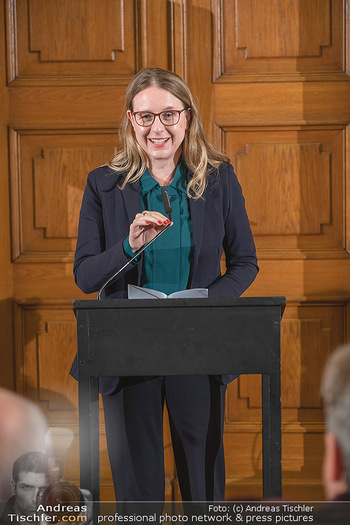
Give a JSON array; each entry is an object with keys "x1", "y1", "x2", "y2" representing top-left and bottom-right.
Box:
[{"x1": 102, "y1": 375, "x2": 226, "y2": 501}]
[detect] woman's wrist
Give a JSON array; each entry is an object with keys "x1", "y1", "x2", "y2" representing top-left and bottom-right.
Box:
[{"x1": 123, "y1": 237, "x2": 136, "y2": 258}]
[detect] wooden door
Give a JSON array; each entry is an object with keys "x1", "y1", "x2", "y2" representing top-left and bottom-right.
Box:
[{"x1": 1, "y1": 0, "x2": 350, "y2": 501}]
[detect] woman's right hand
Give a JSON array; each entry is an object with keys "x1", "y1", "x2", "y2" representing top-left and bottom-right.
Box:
[{"x1": 128, "y1": 211, "x2": 171, "y2": 252}]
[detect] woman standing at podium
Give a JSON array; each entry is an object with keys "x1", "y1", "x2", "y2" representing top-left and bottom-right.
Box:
[{"x1": 71, "y1": 68, "x2": 258, "y2": 502}]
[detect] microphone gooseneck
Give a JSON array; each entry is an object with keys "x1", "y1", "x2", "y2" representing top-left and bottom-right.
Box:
[
  {"x1": 96, "y1": 200, "x2": 173, "y2": 299},
  {"x1": 96, "y1": 223, "x2": 172, "y2": 300},
  {"x1": 97, "y1": 186, "x2": 173, "y2": 300}
]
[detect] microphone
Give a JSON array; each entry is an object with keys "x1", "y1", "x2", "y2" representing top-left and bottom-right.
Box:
[
  {"x1": 96, "y1": 188, "x2": 173, "y2": 300},
  {"x1": 161, "y1": 187, "x2": 172, "y2": 221}
]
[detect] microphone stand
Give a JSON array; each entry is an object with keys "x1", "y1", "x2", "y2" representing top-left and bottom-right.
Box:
[{"x1": 96, "y1": 222, "x2": 172, "y2": 300}]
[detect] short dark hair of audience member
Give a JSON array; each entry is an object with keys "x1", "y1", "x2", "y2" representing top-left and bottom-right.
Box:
[
  {"x1": 321, "y1": 343, "x2": 350, "y2": 500},
  {"x1": 0, "y1": 388, "x2": 48, "y2": 503},
  {"x1": 10, "y1": 451, "x2": 49, "y2": 517}
]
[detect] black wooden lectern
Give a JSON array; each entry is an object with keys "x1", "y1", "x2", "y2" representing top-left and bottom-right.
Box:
[{"x1": 74, "y1": 296, "x2": 285, "y2": 501}]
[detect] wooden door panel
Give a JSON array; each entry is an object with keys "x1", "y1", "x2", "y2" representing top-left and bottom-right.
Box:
[
  {"x1": 213, "y1": 0, "x2": 345, "y2": 81},
  {"x1": 7, "y1": 0, "x2": 136, "y2": 83},
  {"x1": 233, "y1": 303, "x2": 345, "y2": 413},
  {"x1": 6, "y1": 0, "x2": 187, "y2": 85},
  {"x1": 13, "y1": 303, "x2": 78, "y2": 420},
  {"x1": 223, "y1": 126, "x2": 345, "y2": 255},
  {"x1": 9, "y1": 129, "x2": 117, "y2": 262}
]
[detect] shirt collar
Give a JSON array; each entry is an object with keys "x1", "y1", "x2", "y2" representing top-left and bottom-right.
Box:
[
  {"x1": 139, "y1": 168, "x2": 158, "y2": 195},
  {"x1": 140, "y1": 160, "x2": 187, "y2": 196}
]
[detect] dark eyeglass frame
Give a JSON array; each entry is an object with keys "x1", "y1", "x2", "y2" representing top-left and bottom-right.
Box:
[{"x1": 132, "y1": 108, "x2": 188, "y2": 127}]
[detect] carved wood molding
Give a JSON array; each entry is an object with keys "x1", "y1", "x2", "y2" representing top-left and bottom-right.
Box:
[
  {"x1": 212, "y1": 0, "x2": 349, "y2": 83},
  {"x1": 5, "y1": 0, "x2": 187, "y2": 86},
  {"x1": 9, "y1": 127, "x2": 116, "y2": 263},
  {"x1": 213, "y1": 123, "x2": 350, "y2": 258}
]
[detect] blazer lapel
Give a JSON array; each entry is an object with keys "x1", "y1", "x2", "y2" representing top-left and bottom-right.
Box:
[
  {"x1": 119, "y1": 178, "x2": 143, "y2": 283},
  {"x1": 120, "y1": 178, "x2": 141, "y2": 225},
  {"x1": 188, "y1": 193, "x2": 205, "y2": 286}
]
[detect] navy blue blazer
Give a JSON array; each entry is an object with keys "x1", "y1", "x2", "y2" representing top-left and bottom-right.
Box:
[{"x1": 71, "y1": 162, "x2": 259, "y2": 394}]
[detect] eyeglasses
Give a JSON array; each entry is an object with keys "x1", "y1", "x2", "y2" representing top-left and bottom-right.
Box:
[{"x1": 132, "y1": 108, "x2": 187, "y2": 127}]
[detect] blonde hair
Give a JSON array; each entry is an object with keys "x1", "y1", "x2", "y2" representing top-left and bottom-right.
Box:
[{"x1": 109, "y1": 68, "x2": 229, "y2": 199}]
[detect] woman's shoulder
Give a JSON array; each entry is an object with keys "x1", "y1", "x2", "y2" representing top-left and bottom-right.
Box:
[
  {"x1": 203, "y1": 162, "x2": 244, "y2": 204},
  {"x1": 206, "y1": 161, "x2": 236, "y2": 186},
  {"x1": 87, "y1": 164, "x2": 127, "y2": 191},
  {"x1": 216, "y1": 161, "x2": 235, "y2": 176}
]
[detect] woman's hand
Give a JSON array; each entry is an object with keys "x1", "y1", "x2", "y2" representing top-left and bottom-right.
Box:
[{"x1": 128, "y1": 211, "x2": 171, "y2": 252}]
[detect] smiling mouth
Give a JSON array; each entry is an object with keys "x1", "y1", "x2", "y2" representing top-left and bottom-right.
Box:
[{"x1": 149, "y1": 138, "x2": 169, "y2": 144}]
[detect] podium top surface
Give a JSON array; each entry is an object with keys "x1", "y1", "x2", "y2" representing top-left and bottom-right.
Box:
[{"x1": 73, "y1": 296, "x2": 286, "y2": 312}]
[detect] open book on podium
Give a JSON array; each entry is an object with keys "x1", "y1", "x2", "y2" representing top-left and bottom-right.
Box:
[{"x1": 128, "y1": 284, "x2": 208, "y2": 299}]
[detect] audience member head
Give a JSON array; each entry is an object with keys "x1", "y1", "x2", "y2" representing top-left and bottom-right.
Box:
[
  {"x1": 0, "y1": 388, "x2": 48, "y2": 501},
  {"x1": 10, "y1": 451, "x2": 49, "y2": 517}
]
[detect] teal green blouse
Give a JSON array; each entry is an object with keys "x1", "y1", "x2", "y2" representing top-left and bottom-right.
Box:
[{"x1": 123, "y1": 163, "x2": 192, "y2": 295}]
